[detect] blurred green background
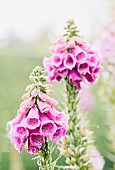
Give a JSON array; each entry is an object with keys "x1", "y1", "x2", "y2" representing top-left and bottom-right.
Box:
[{"x1": 0, "y1": 33, "x2": 114, "y2": 170}]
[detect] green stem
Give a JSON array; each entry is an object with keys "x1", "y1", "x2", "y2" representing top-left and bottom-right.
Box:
[
  {"x1": 63, "y1": 77, "x2": 92, "y2": 170},
  {"x1": 37, "y1": 138, "x2": 52, "y2": 170}
]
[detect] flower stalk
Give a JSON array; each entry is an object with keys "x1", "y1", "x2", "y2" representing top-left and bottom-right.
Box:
[
  {"x1": 59, "y1": 77, "x2": 92, "y2": 169},
  {"x1": 8, "y1": 66, "x2": 68, "y2": 170}
]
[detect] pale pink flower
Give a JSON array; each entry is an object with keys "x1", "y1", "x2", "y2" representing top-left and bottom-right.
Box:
[
  {"x1": 26, "y1": 97, "x2": 34, "y2": 108},
  {"x1": 24, "y1": 106, "x2": 40, "y2": 130},
  {"x1": 38, "y1": 100, "x2": 51, "y2": 113},
  {"x1": 39, "y1": 92, "x2": 58, "y2": 107},
  {"x1": 17, "y1": 105, "x2": 29, "y2": 116},
  {"x1": 89, "y1": 147, "x2": 105, "y2": 170},
  {"x1": 51, "y1": 54, "x2": 63, "y2": 67},
  {"x1": 39, "y1": 114, "x2": 57, "y2": 138}
]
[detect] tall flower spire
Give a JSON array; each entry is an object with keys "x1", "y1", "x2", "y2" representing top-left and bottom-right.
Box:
[
  {"x1": 8, "y1": 66, "x2": 68, "y2": 170},
  {"x1": 43, "y1": 20, "x2": 103, "y2": 169}
]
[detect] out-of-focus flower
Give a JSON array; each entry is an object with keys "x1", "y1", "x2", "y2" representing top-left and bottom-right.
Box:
[
  {"x1": 88, "y1": 146, "x2": 105, "y2": 170},
  {"x1": 80, "y1": 89, "x2": 95, "y2": 113}
]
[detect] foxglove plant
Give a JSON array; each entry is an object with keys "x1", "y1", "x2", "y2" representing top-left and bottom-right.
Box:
[
  {"x1": 43, "y1": 20, "x2": 102, "y2": 169},
  {"x1": 8, "y1": 66, "x2": 68, "y2": 170}
]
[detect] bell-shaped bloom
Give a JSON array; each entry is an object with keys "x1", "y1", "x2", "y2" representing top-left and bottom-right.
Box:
[
  {"x1": 24, "y1": 106, "x2": 40, "y2": 130},
  {"x1": 64, "y1": 53, "x2": 76, "y2": 70},
  {"x1": 40, "y1": 114, "x2": 57, "y2": 138},
  {"x1": 13, "y1": 120, "x2": 29, "y2": 138},
  {"x1": 88, "y1": 54, "x2": 98, "y2": 67},
  {"x1": 11, "y1": 136, "x2": 27, "y2": 153},
  {"x1": 39, "y1": 92, "x2": 58, "y2": 107},
  {"x1": 26, "y1": 97, "x2": 34, "y2": 108},
  {"x1": 22, "y1": 92, "x2": 30, "y2": 100},
  {"x1": 68, "y1": 69, "x2": 82, "y2": 85},
  {"x1": 84, "y1": 73, "x2": 95, "y2": 84},
  {"x1": 54, "y1": 112, "x2": 69, "y2": 126},
  {"x1": 25, "y1": 84, "x2": 34, "y2": 91},
  {"x1": 52, "y1": 127, "x2": 67, "y2": 144},
  {"x1": 30, "y1": 132, "x2": 45, "y2": 148},
  {"x1": 58, "y1": 69, "x2": 68, "y2": 79},
  {"x1": 43, "y1": 57, "x2": 53, "y2": 73},
  {"x1": 8, "y1": 115, "x2": 23, "y2": 129},
  {"x1": 78, "y1": 63, "x2": 89, "y2": 75},
  {"x1": 27, "y1": 139, "x2": 40, "y2": 154},
  {"x1": 17, "y1": 105, "x2": 29, "y2": 116},
  {"x1": 51, "y1": 54, "x2": 62, "y2": 67},
  {"x1": 38, "y1": 100, "x2": 51, "y2": 113},
  {"x1": 74, "y1": 46, "x2": 87, "y2": 63},
  {"x1": 47, "y1": 107, "x2": 59, "y2": 120}
]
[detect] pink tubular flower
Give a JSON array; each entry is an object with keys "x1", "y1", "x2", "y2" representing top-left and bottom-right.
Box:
[
  {"x1": 68, "y1": 69, "x2": 81, "y2": 85},
  {"x1": 51, "y1": 54, "x2": 62, "y2": 67},
  {"x1": 38, "y1": 100, "x2": 51, "y2": 113},
  {"x1": 52, "y1": 127, "x2": 66, "y2": 144},
  {"x1": 54, "y1": 112, "x2": 68, "y2": 126},
  {"x1": 22, "y1": 92, "x2": 30, "y2": 100},
  {"x1": 31, "y1": 88, "x2": 38, "y2": 97},
  {"x1": 11, "y1": 136, "x2": 27, "y2": 153},
  {"x1": 8, "y1": 76, "x2": 68, "y2": 155},
  {"x1": 75, "y1": 47, "x2": 87, "y2": 64},
  {"x1": 25, "y1": 97, "x2": 34, "y2": 108},
  {"x1": 30, "y1": 132, "x2": 45, "y2": 148},
  {"x1": 43, "y1": 57, "x2": 53, "y2": 73},
  {"x1": 8, "y1": 115, "x2": 23, "y2": 129},
  {"x1": 43, "y1": 35, "x2": 101, "y2": 91},
  {"x1": 39, "y1": 92, "x2": 58, "y2": 107},
  {"x1": 64, "y1": 53, "x2": 76, "y2": 70},
  {"x1": 25, "y1": 106, "x2": 40, "y2": 130},
  {"x1": 13, "y1": 121, "x2": 29, "y2": 138},
  {"x1": 28, "y1": 138, "x2": 40, "y2": 154},
  {"x1": 78, "y1": 63, "x2": 89, "y2": 75},
  {"x1": 17, "y1": 105, "x2": 29, "y2": 116},
  {"x1": 39, "y1": 114, "x2": 57, "y2": 138}
]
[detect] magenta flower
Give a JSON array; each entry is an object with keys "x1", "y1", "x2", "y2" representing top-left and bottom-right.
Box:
[
  {"x1": 8, "y1": 115, "x2": 23, "y2": 129},
  {"x1": 30, "y1": 132, "x2": 45, "y2": 148},
  {"x1": 54, "y1": 112, "x2": 68, "y2": 126},
  {"x1": 51, "y1": 54, "x2": 62, "y2": 67},
  {"x1": 28, "y1": 138, "x2": 40, "y2": 154},
  {"x1": 43, "y1": 36, "x2": 101, "y2": 91},
  {"x1": 78, "y1": 63, "x2": 89, "y2": 75},
  {"x1": 25, "y1": 106, "x2": 40, "y2": 130},
  {"x1": 13, "y1": 122, "x2": 29, "y2": 138},
  {"x1": 40, "y1": 113, "x2": 57, "y2": 138},
  {"x1": 8, "y1": 69, "x2": 68, "y2": 155},
  {"x1": 52, "y1": 127, "x2": 66, "y2": 144},
  {"x1": 68, "y1": 69, "x2": 82, "y2": 85},
  {"x1": 75, "y1": 47, "x2": 87, "y2": 64},
  {"x1": 11, "y1": 136, "x2": 26, "y2": 153},
  {"x1": 64, "y1": 53, "x2": 76, "y2": 70}
]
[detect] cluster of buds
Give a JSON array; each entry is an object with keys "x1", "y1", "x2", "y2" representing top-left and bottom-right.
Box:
[
  {"x1": 8, "y1": 66, "x2": 68, "y2": 155},
  {"x1": 43, "y1": 21, "x2": 101, "y2": 91}
]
